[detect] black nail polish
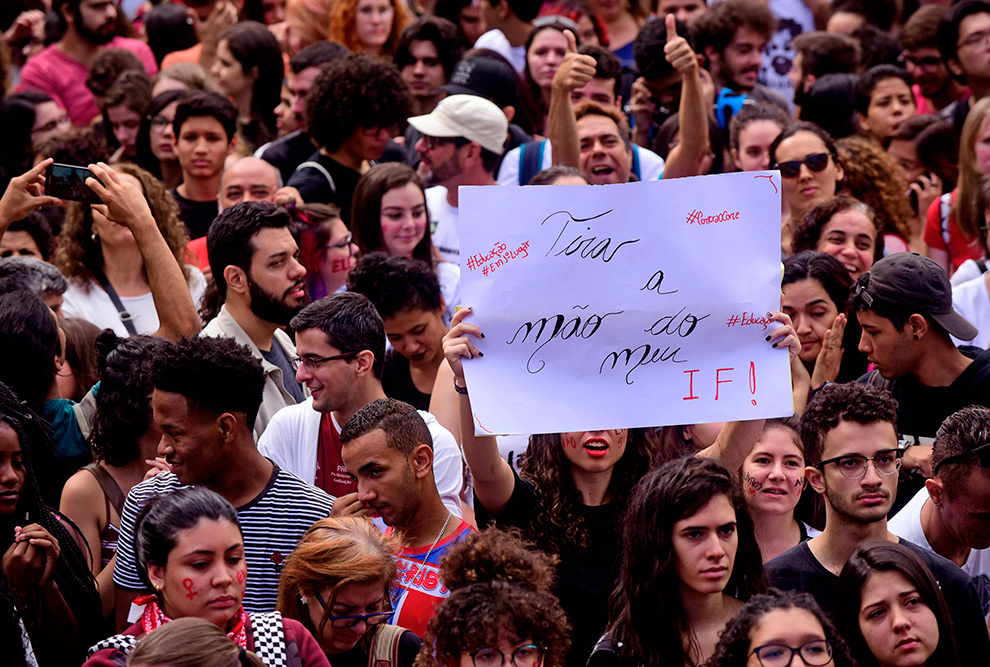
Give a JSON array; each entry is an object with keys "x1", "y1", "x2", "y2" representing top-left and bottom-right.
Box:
[
  {"x1": 765, "y1": 335, "x2": 771, "y2": 341},
  {"x1": 478, "y1": 351, "x2": 484, "y2": 357},
  {"x1": 772, "y1": 342, "x2": 779, "y2": 348},
  {"x1": 480, "y1": 333, "x2": 486, "y2": 339}
]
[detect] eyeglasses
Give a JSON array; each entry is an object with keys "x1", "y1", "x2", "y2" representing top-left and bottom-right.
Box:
[
  {"x1": 471, "y1": 645, "x2": 544, "y2": 667},
  {"x1": 31, "y1": 114, "x2": 70, "y2": 136},
  {"x1": 815, "y1": 448, "x2": 903, "y2": 480},
  {"x1": 934, "y1": 441, "x2": 990, "y2": 475},
  {"x1": 291, "y1": 352, "x2": 359, "y2": 371},
  {"x1": 324, "y1": 231, "x2": 353, "y2": 251},
  {"x1": 148, "y1": 115, "x2": 174, "y2": 134},
  {"x1": 422, "y1": 135, "x2": 470, "y2": 151},
  {"x1": 773, "y1": 152, "x2": 830, "y2": 179},
  {"x1": 312, "y1": 590, "x2": 394, "y2": 628},
  {"x1": 751, "y1": 640, "x2": 833, "y2": 667},
  {"x1": 959, "y1": 30, "x2": 990, "y2": 50},
  {"x1": 901, "y1": 54, "x2": 944, "y2": 71}
]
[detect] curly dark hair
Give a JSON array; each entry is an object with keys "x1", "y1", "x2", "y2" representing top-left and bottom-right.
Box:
[
  {"x1": 799, "y1": 382, "x2": 899, "y2": 467},
  {"x1": 348, "y1": 252, "x2": 442, "y2": 320},
  {"x1": 692, "y1": 0, "x2": 775, "y2": 57},
  {"x1": 836, "y1": 136, "x2": 915, "y2": 242},
  {"x1": 791, "y1": 196, "x2": 884, "y2": 262},
  {"x1": 705, "y1": 588, "x2": 856, "y2": 667},
  {"x1": 0, "y1": 381, "x2": 103, "y2": 661},
  {"x1": 836, "y1": 541, "x2": 959, "y2": 667},
  {"x1": 415, "y1": 528, "x2": 571, "y2": 667},
  {"x1": 306, "y1": 54, "x2": 411, "y2": 152},
  {"x1": 519, "y1": 428, "x2": 659, "y2": 555},
  {"x1": 148, "y1": 335, "x2": 266, "y2": 430},
  {"x1": 608, "y1": 456, "x2": 766, "y2": 667},
  {"x1": 89, "y1": 330, "x2": 164, "y2": 467},
  {"x1": 54, "y1": 162, "x2": 192, "y2": 289},
  {"x1": 852, "y1": 64, "x2": 913, "y2": 116}
]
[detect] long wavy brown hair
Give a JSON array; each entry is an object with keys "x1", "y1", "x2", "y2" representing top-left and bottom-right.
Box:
[
  {"x1": 519, "y1": 428, "x2": 660, "y2": 554},
  {"x1": 954, "y1": 97, "x2": 990, "y2": 241},
  {"x1": 55, "y1": 162, "x2": 191, "y2": 290},
  {"x1": 328, "y1": 0, "x2": 411, "y2": 57},
  {"x1": 836, "y1": 136, "x2": 915, "y2": 243}
]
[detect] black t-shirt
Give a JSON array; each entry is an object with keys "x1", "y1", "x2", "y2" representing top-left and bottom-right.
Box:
[
  {"x1": 260, "y1": 339, "x2": 305, "y2": 404},
  {"x1": 286, "y1": 152, "x2": 363, "y2": 226},
  {"x1": 382, "y1": 348, "x2": 430, "y2": 411},
  {"x1": 766, "y1": 539, "x2": 990, "y2": 657},
  {"x1": 259, "y1": 130, "x2": 317, "y2": 184},
  {"x1": 170, "y1": 188, "x2": 219, "y2": 240},
  {"x1": 330, "y1": 629, "x2": 421, "y2": 667},
  {"x1": 475, "y1": 468, "x2": 621, "y2": 667}
]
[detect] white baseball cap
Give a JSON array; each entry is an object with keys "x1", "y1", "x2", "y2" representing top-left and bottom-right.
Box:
[{"x1": 407, "y1": 94, "x2": 509, "y2": 155}]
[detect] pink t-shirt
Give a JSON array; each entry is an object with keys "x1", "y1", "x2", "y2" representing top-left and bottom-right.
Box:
[{"x1": 19, "y1": 38, "x2": 158, "y2": 127}]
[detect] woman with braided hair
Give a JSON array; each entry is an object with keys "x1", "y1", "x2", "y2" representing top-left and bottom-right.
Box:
[{"x1": 0, "y1": 380, "x2": 103, "y2": 666}]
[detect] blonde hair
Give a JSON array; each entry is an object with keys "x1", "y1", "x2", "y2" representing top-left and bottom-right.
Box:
[
  {"x1": 277, "y1": 517, "x2": 401, "y2": 641},
  {"x1": 954, "y1": 97, "x2": 990, "y2": 240},
  {"x1": 127, "y1": 617, "x2": 265, "y2": 667}
]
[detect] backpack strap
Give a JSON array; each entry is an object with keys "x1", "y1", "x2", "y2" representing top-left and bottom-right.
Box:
[
  {"x1": 632, "y1": 145, "x2": 642, "y2": 180},
  {"x1": 368, "y1": 624, "x2": 405, "y2": 667},
  {"x1": 294, "y1": 161, "x2": 337, "y2": 194},
  {"x1": 87, "y1": 633, "x2": 139, "y2": 657},
  {"x1": 249, "y1": 611, "x2": 287, "y2": 666},
  {"x1": 83, "y1": 462, "x2": 126, "y2": 519},
  {"x1": 518, "y1": 140, "x2": 546, "y2": 185}
]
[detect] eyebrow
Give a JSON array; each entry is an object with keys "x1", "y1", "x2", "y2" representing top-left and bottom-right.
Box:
[
  {"x1": 267, "y1": 250, "x2": 289, "y2": 261},
  {"x1": 358, "y1": 461, "x2": 384, "y2": 474},
  {"x1": 181, "y1": 543, "x2": 244, "y2": 557}
]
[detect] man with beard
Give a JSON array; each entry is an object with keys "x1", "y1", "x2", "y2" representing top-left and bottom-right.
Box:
[
  {"x1": 788, "y1": 31, "x2": 859, "y2": 113},
  {"x1": 691, "y1": 0, "x2": 789, "y2": 130},
  {"x1": 765, "y1": 382, "x2": 990, "y2": 655},
  {"x1": 901, "y1": 6, "x2": 966, "y2": 113},
  {"x1": 409, "y1": 95, "x2": 507, "y2": 263},
  {"x1": 203, "y1": 201, "x2": 308, "y2": 441},
  {"x1": 20, "y1": 0, "x2": 157, "y2": 127}
]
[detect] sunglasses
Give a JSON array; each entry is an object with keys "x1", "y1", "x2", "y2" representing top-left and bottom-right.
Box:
[
  {"x1": 774, "y1": 152, "x2": 830, "y2": 179},
  {"x1": 934, "y1": 441, "x2": 990, "y2": 475}
]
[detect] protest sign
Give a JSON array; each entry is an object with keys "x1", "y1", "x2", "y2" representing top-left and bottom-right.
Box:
[{"x1": 458, "y1": 171, "x2": 792, "y2": 436}]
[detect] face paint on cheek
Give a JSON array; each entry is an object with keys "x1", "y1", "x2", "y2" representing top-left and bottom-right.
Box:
[
  {"x1": 613, "y1": 429, "x2": 627, "y2": 449},
  {"x1": 330, "y1": 258, "x2": 350, "y2": 273},
  {"x1": 563, "y1": 435, "x2": 578, "y2": 448},
  {"x1": 183, "y1": 578, "x2": 198, "y2": 599},
  {"x1": 236, "y1": 567, "x2": 246, "y2": 585},
  {"x1": 795, "y1": 477, "x2": 805, "y2": 489},
  {"x1": 743, "y1": 471, "x2": 763, "y2": 495}
]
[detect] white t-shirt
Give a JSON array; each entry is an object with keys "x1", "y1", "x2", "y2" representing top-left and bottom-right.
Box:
[
  {"x1": 62, "y1": 267, "x2": 206, "y2": 337},
  {"x1": 762, "y1": 0, "x2": 815, "y2": 107},
  {"x1": 474, "y1": 29, "x2": 526, "y2": 75},
  {"x1": 428, "y1": 186, "x2": 460, "y2": 264},
  {"x1": 889, "y1": 487, "x2": 990, "y2": 618},
  {"x1": 497, "y1": 140, "x2": 666, "y2": 186},
  {"x1": 951, "y1": 273, "x2": 990, "y2": 348},
  {"x1": 436, "y1": 260, "x2": 461, "y2": 324}
]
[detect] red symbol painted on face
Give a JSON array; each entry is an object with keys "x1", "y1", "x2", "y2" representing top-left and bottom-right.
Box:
[
  {"x1": 563, "y1": 435, "x2": 578, "y2": 448},
  {"x1": 183, "y1": 578, "x2": 197, "y2": 600},
  {"x1": 236, "y1": 568, "x2": 246, "y2": 585}
]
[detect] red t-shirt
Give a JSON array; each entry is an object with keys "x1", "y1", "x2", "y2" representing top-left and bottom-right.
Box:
[
  {"x1": 923, "y1": 190, "x2": 983, "y2": 272},
  {"x1": 316, "y1": 412, "x2": 358, "y2": 497}
]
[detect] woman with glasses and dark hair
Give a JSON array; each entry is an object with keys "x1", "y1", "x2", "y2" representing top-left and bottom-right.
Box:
[
  {"x1": 414, "y1": 528, "x2": 570, "y2": 667},
  {"x1": 290, "y1": 203, "x2": 359, "y2": 301},
  {"x1": 85, "y1": 487, "x2": 330, "y2": 667},
  {"x1": 0, "y1": 90, "x2": 69, "y2": 183},
  {"x1": 769, "y1": 122, "x2": 845, "y2": 258},
  {"x1": 277, "y1": 516, "x2": 421, "y2": 667},
  {"x1": 835, "y1": 541, "x2": 959, "y2": 667},
  {"x1": 706, "y1": 588, "x2": 856, "y2": 667},
  {"x1": 136, "y1": 90, "x2": 186, "y2": 189}
]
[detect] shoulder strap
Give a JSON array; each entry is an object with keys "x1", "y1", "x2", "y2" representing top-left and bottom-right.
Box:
[
  {"x1": 294, "y1": 161, "x2": 337, "y2": 194},
  {"x1": 88, "y1": 633, "x2": 139, "y2": 657},
  {"x1": 864, "y1": 369, "x2": 893, "y2": 392},
  {"x1": 977, "y1": 258, "x2": 989, "y2": 274},
  {"x1": 248, "y1": 611, "x2": 287, "y2": 665},
  {"x1": 632, "y1": 145, "x2": 641, "y2": 180},
  {"x1": 519, "y1": 140, "x2": 545, "y2": 185},
  {"x1": 83, "y1": 462, "x2": 126, "y2": 518},
  {"x1": 940, "y1": 192, "x2": 952, "y2": 249},
  {"x1": 368, "y1": 624, "x2": 405, "y2": 667},
  {"x1": 94, "y1": 272, "x2": 138, "y2": 336}
]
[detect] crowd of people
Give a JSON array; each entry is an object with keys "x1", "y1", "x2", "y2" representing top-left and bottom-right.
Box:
[{"x1": 2, "y1": 0, "x2": 990, "y2": 665}]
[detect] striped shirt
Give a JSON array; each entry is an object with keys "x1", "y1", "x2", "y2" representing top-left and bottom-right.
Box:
[{"x1": 113, "y1": 465, "x2": 334, "y2": 613}]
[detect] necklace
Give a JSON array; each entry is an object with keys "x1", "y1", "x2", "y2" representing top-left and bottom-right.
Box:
[{"x1": 420, "y1": 512, "x2": 453, "y2": 565}]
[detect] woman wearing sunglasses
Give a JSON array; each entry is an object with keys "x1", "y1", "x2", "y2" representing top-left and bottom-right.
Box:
[
  {"x1": 277, "y1": 516, "x2": 422, "y2": 667},
  {"x1": 707, "y1": 588, "x2": 855, "y2": 667},
  {"x1": 770, "y1": 122, "x2": 845, "y2": 258}
]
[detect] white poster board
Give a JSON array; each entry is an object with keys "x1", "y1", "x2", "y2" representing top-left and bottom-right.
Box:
[{"x1": 458, "y1": 172, "x2": 792, "y2": 435}]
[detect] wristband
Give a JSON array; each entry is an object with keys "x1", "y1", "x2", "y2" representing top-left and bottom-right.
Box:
[{"x1": 453, "y1": 379, "x2": 468, "y2": 395}]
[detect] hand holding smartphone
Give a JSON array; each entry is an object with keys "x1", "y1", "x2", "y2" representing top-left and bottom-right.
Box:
[{"x1": 44, "y1": 163, "x2": 103, "y2": 204}]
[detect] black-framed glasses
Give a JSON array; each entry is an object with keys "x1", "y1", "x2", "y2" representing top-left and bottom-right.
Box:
[
  {"x1": 471, "y1": 645, "x2": 544, "y2": 667},
  {"x1": 422, "y1": 135, "x2": 470, "y2": 151},
  {"x1": 148, "y1": 115, "x2": 174, "y2": 133},
  {"x1": 773, "y1": 152, "x2": 830, "y2": 179},
  {"x1": 934, "y1": 441, "x2": 990, "y2": 475},
  {"x1": 31, "y1": 114, "x2": 70, "y2": 136},
  {"x1": 324, "y1": 232, "x2": 353, "y2": 251},
  {"x1": 751, "y1": 640, "x2": 833, "y2": 667},
  {"x1": 959, "y1": 30, "x2": 990, "y2": 50},
  {"x1": 291, "y1": 352, "x2": 359, "y2": 371},
  {"x1": 816, "y1": 448, "x2": 903, "y2": 480},
  {"x1": 312, "y1": 590, "x2": 394, "y2": 628}
]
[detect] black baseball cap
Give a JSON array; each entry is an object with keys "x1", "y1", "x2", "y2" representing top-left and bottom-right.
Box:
[
  {"x1": 851, "y1": 252, "x2": 978, "y2": 341},
  {"x1": 440, "y1": 54, "x2": 519, "y2": 109}
]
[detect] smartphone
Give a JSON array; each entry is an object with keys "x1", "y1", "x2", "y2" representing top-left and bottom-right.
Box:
[{"x1": 45, "y1": 163, "x2": 102, "y2": 204}]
